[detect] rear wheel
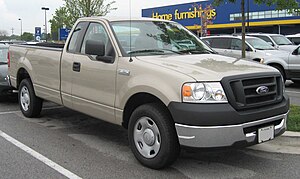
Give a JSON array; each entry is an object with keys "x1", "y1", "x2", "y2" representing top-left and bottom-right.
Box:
[
  {"x1": 128, "y1": 103, "x2": 180, "y2": 169},
  {"x1": 19, "y1": 79, "x2": 43, "y2": 117}
]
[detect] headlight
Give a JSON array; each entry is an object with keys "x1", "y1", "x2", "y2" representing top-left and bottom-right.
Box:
[{"x1": 182, "y1": 82, "x2": 227, "y2": 103}]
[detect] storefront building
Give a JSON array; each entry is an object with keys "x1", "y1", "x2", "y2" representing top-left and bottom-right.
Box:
[{"x1": 142, "y1": 0, "x2": 300, "y2": 35}]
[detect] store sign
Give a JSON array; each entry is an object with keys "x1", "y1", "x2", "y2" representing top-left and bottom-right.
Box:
[{"x1": 151, "y1": 7, "x2": 216, "y2": 21}]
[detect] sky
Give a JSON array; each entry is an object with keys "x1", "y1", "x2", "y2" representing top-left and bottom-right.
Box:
[{"x1": 0, "y1": 0, "x2": 205, "y2": 35}]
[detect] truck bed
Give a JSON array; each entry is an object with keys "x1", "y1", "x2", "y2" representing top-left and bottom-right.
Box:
[{"x1": 9, "y1": 43, "x2": 64, "y2": 104}]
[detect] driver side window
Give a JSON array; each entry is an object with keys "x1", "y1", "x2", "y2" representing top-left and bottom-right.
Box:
[{"x1": 80, "y1": 23, "x2": 115, "y2": 57}]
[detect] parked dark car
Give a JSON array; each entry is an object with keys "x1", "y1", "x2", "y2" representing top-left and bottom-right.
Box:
[{"x1": 0, "y1": 44, "x2": 13, "y2": 96}]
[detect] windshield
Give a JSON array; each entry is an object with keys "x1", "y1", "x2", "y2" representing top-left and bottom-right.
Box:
[
  {"x1": 110, "y1": 20, "x2": 215, "y2": 56},
  {"x1": 271, "y1": 35, "x2": 293, "y2": 45},
  {"x1": 0, "y1": 48, "x2": 8, "y2": 63},
  {"x1": 246, "y1": 38, "x2": 275, "y2": 50}
]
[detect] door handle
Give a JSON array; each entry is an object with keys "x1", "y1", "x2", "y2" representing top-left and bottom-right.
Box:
[{"x1": 73, "y1": 62, "x2": 81, "y2": 72}]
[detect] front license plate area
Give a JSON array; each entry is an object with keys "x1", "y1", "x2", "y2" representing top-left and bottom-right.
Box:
[{"x1": 258, "y1": 125, "x2": 274, "y2": 143}]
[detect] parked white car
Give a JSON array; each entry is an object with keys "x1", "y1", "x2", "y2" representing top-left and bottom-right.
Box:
[
  {"x1": 247, "y1": 33, "x2": 297, "y2": 52},
  {"x1": 202, "y1": 35, "x2": 300, "y2": 83}
]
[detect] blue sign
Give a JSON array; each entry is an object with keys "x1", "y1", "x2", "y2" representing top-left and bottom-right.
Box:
[
  {"x1": 35, "y1": 27, "x2": 41, "y2": 41},
  {"x1": 59, "y1": 28, "x2": 71, "y2": 41}
]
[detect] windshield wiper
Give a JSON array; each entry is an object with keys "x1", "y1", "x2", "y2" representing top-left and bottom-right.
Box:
[
  {"x1": 128, "y1": 49, "x2": 165, "y2": 55},
  {"x1": 128, "y1": 49, "x2": 182, "y2": 55},
  {"x1": 179, "y1": 49, "x2": 216, "y2": 54}
]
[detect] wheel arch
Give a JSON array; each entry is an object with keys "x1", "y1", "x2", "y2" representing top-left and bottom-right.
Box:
[
  {"x1": 17, "y1": 67, "x2": 32, "y2": 89},
  {"x1": 122, "y1": 92, "x2": 173, "y2": 129}
]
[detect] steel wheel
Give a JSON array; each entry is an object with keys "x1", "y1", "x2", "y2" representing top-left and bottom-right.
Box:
[
  {"x1": 134, "y1": 117, "x2": 161, "y2": 159},
  {"x1": 18, "y1": 79, "x2": 43, "y2": 118},
  {"x1": 128, "y1": 103, "x2": 180, "y2": 169},
  {"x1": 20, "y1": 86, "x2": 30, "y2": 111}
]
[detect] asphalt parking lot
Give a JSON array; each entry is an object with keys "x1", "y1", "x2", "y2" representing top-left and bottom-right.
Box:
[{"x1": 0, "y1": 82, "x2": 299, "y2": 178}]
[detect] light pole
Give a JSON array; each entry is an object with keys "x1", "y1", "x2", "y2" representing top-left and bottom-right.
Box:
[
  {"x1": 41, "y1": 7, "x2": 49, "y2": 42},
  {"x1": 18, "y1": 18, "x2": 22, "y2": 40}
]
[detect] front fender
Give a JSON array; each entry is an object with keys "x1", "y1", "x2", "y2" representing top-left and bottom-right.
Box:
[{"x1": 116, "y1": 73, "x2": 182, "y2": 110}]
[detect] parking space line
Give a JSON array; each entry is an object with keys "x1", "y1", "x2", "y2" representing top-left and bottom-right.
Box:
[
  {"x1": 0, "y1": 130, "x2": 82, "y2": 179},
  {"x1": 286, "y1": 90, "x2": 300, "y2": 94},
  {"x1": 0, "y1": 106, "x2": 64, "y2": 115}
]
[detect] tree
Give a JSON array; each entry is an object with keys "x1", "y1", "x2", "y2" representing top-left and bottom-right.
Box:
[
  {"x1": 0, "y1": 30, "x2": 9, "y2": 41},
  {"x1": 50, "y1": 0, "x2": 116, "y2": 41},
  {"x1": 21, "y1": 32, "x2": 34, "y2": 41},
  {"x1": 64, "y1": 0, "x2": 117, "y2": 25},
  {"x1": 0, "y1": 30, "x2": 8, "y2": 36},
  {"x1": 50, "y1": 7, "x2": 72, "y2": 41},
  {"x1": 213, "y1": 0, "x2": 299, "y2": 58}
]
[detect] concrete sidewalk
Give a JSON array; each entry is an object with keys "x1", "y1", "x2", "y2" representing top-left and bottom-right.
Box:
[{"x1": 249, "y1": 131, "x2": 300, "y2": 155}]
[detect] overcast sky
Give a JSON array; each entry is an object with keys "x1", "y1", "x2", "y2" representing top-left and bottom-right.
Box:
[{"x1": 0, "y1": 0, "x2": 204, "y2": 35}]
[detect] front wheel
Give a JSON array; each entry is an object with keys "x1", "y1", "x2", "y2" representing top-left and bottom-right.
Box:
[
  {"x1": 19, "y1": 79, "x2": 43, "y2": 118},
  {"x1": 128, "y1": 103, "x2": 180, "y2": 169}
]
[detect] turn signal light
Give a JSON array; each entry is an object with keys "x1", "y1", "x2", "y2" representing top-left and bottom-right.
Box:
[{"x1": 182, "y1": 85, "x2": 192, "y2": 97}]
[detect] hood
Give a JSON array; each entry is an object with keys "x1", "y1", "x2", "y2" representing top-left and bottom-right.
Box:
[
  {"x1": 136, "y1": 54, "x2": 278, "y2": 81},
  {"x1": 278, "y1": 45, "x2": 298, "y2": 53}
]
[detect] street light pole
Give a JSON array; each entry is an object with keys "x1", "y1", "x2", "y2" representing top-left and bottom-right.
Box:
[
  {"x1": 18, "y1": 18, "x2": 22, "y2": 40},
  {"x1": 41, "y1": 7, "x2": 49, "y2": 42}
]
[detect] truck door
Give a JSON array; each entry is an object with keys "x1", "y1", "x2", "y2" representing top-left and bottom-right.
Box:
[
  {"x1": 69, "y1": 22, "x2": 117, "y2": 122},
  {"x1": 61, "y1": 22, "x2": 89, "y2": 109}
]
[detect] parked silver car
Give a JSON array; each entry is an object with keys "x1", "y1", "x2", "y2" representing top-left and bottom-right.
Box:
[
  {"x1": 202, "y1": 35, "x2": 300, "y2": 83},
  {"x1": 202, "y1": 35, "x2": 287, "y2": 60},
  {"x1": 0, "y1": 44, "x2": 13, "y2": 96},
  {"x1": 247, "y1": 33, "x2": 297, "y2": 52}
]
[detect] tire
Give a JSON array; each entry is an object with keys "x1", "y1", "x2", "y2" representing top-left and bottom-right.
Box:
[
  {"x1": 270, "y1": 64, "x2": 286, "y2": 83},
  {"x1": 19, "y1": 79, "x2": 43, "y2": 118},
  {"x1": 128, "y1": 103, "x2": 180, "y2": 169}
]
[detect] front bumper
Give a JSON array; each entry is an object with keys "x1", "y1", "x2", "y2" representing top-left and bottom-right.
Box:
[
  {"x1": 175, "y1": 112, "x2": 287, "y2": 148},
  {"x1": 168, "y1": 95, "x2": 289, "y2": 148}
]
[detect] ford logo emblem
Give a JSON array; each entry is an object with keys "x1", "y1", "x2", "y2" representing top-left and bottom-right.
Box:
[{"x1": 256, "y1": 86, "x2": 269, "y2": 95}]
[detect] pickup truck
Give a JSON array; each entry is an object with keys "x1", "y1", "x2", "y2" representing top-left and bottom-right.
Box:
[{"x1": 8, "y1": 17, "x2": 289, "y2": 169}]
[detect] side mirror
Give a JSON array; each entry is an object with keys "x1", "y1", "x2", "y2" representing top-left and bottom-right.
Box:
[
  {"x1": 85, "y1": 40, "x2": 105, "y2": 56},
  {"x1": 292, "y1": 47, "x2": 299, "y2": 55},
  {"x1": 85, "y1": 40, "x2": 114, "y2": 63},
  {"x1": 246, "y1": 46, "x2": 252, "y2": 52}
]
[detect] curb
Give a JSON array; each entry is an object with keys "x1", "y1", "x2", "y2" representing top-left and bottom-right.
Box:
[{"x1": 282, "y1": 131, "x2": 300, "y2": 138}]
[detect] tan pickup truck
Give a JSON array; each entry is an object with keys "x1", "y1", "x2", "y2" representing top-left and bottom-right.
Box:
[{"x1": 8, "y1": 17, "x2": 289, "y2": 169}]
